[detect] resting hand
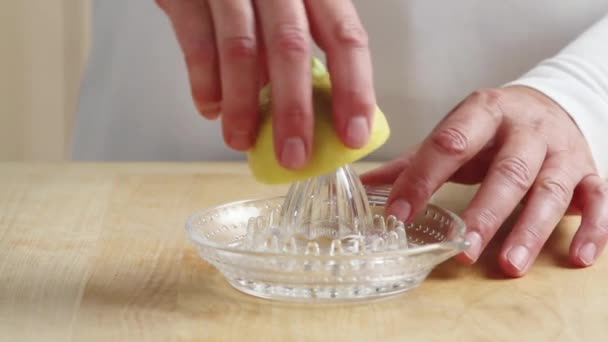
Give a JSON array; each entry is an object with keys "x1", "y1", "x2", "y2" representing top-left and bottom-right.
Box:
[{"x1": 362, "y1": 86, "x2": 608, "y2": 277}]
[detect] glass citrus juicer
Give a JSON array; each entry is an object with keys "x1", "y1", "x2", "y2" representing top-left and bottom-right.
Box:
[{"x1": 185, "y1": 59, "x2": 469, "y2": 302}]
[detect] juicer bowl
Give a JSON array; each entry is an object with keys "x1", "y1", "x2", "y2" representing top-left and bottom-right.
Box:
[{"x1": 185, "y1": 185, "x2": 469, "y2": 302}]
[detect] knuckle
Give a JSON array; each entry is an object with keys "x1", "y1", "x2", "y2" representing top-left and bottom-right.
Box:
[
  {"x1": 273, "y1": 24, "x2": 310, "y2": 60},
  {"x1": 469, "y1": 208, "x2": 500, "y2": 236},
  {"x1": 284, "y1": 103, "x2": 312, "y2": 123},
  {"x1": 338, "y1": 88, "x2": 375, "y2": 114},
  {"x1": 522, "y1": 225, "x2": 545, "y2": 244},
  {"x1": 495, "y1": 156, "x2": 533, "y2": 191},
  {"x1": 222, "y1": 36, "x2": 257, "y2": 61},
  {"x1": 431, "y1": 126, "x2": 469, "y2": 156},
  {"x1": 528, "y1": 116, "x2": 544, "y2": 131},
  {"x1": 596, "y1": 219, "x2": 608, "y2": 236},
  {"x1": 184, "y1": 39, "x2": 217, "y2": 65},
  {"x1": 591, "y1": 181, "x2": 608, "y2": 198},
  {"x1": 334, "y1": 17, "x2": 369, "y2": 49},
  {"x1": 471, "y1": 88, "x2": 503, "y2": 106},
  {"x1": 470, "y1": 88, "x2": 505, "y2": 121},
  {"x1": 537, "y1": 175, "x2": 572, "y2": 206},
  {"x1": 191, "y1": 87, "x2": 221, "y2": 107},
  {"x1": 224, "y1": 110, "x2": 255, "y2": 131},
  {"x1": 276, "y1": 103, "x2": 312, "y2": 130},
  {"x1": 406, "y1": 172, "x2": 435, "y2": 201}
]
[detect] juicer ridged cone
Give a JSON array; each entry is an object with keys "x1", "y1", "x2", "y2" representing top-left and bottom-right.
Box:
[{"x1": 279, "y1": 164, "x2": 373, "y2": 241}]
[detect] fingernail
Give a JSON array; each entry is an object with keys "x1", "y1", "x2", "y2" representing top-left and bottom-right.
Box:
[
  {"x1": 464, "y1": 231, "x2": 483, "y2": 261},
  {"x1": 387, "y1": 199, "x2": 411, "y2": 222},
  {"x1": 507, "y1": 245, "x2": 530, "y2": 272},
  {"x1": 196, "y1": 102, "x2": 221, "y2": 119},
  {"x1": 578, "y1": 243, "x2": 597, "y2": 266},
  {"x1": 229, "y1": 132, "x2": 252, "y2": 151},
  {"x1": 345, "y1": 116, "x2": 369, "y2": 148},
  {"x1": 281, "y1": 137, "x2": 307, "y2": 169}
]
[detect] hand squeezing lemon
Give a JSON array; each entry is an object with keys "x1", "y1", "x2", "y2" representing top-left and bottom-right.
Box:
[{"x1": 247, "y1": 58, "x2": 390, "y2": 184}]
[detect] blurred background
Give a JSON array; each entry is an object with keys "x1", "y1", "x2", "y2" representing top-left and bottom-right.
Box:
[
  {"x1": 0, "y1": 0, "x2": 90, "y2": 161},
  {"x1": 4, "y1": 1, "x2": 606, "y2": 163}
]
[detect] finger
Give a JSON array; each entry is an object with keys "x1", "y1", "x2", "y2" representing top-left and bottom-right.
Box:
[
  {"x1": 362, "y1": 139, "x2": 493, "y2": 188},
  {"x1": 158, "y1": 0, "x2": 221, "y2": 119},
  {"x1": 254, "y1": 19, "x2": 270, "y2": 88},
  {"x1": 456, "y1": 129, "x2": 546, "y2": 264},
  {"x1": 305, "y1": 0, "x2": 375, "y2": 148},
  {"x1": 569, "y1": 174, "x2": 608, "y2": 267},
  {"x1": 386, "y1": 89, "x2": 505, "y2": 222},
  {"x1": 359, "y1": 145, "x2": 419, "y2": 185},
  {"x1": 499, "y1": 154, "x2": 582, "y2": 277},
  {"x1": 209, "y1": 0, "x2": 260, "y2": 150},
  {"x1": 254, "y1": 0, "x2": 313, "y2": 169}
]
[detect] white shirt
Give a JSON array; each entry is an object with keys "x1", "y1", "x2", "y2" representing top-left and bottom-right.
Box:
[{"x1": 72, "y1": 1, "x2": 608, "y2": 177}]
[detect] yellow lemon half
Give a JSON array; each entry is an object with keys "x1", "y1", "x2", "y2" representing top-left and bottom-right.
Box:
[{"x1": 247, "y1": 58, "x2": 390, "y2": 184}]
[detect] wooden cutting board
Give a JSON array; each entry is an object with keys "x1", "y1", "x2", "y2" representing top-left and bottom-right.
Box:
[{"x1": 0, "y1": 162, "x2": 606, "y2": 341}]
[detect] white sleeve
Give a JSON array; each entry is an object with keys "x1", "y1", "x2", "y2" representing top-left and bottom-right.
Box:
[{"x1": 505, "y1": 14, "x2": 608, "y2": 179}]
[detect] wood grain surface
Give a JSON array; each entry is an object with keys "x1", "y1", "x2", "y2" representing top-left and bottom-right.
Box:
[{"x1": 0, "y1": 162, "x2": 606, "y2": 341}]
